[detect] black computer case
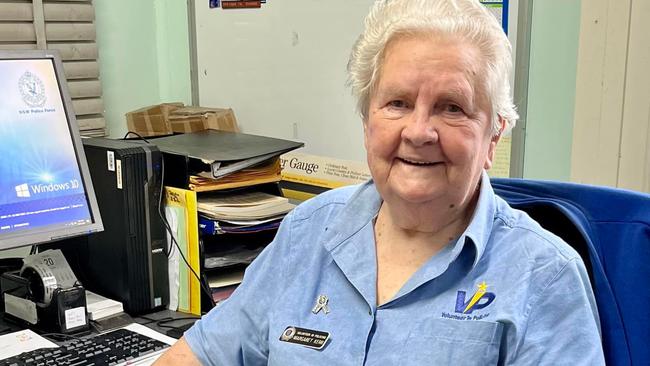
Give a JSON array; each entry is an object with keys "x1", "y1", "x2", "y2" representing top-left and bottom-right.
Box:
[{"x1": 66, "y1": 138, "x2": 169, "y2": 314}]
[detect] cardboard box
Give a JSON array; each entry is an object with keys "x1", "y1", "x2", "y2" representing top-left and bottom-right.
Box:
[
  {"x1": 168, "y1": 117, "x2": 206, "y2": 134},
  {"x1": 125, "y1": 104, "x2": 239, "y2": 137},
  {"x1": 168, "y1": 107, "x2": 239, "y2": 133},
  {"x1": 125, "y1": 103, "x2": 183, "y2": 137}
]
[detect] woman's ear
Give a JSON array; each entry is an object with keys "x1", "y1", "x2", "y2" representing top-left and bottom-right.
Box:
[
  {"x1": 483, "y1": 116, "x2": 506, "y2": 170},
  {"x1": 363, "y1": 119, "x2": 369, "y2": 150}
]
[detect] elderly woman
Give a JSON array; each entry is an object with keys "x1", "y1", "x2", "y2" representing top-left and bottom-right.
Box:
[{"x1": 156, "y1": 0, "x2": 604, "y2": 364}]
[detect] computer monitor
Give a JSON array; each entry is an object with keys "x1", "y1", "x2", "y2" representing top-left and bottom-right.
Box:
[{"x1": 0, "y1": 50, "x2": 103, "y2": 250}]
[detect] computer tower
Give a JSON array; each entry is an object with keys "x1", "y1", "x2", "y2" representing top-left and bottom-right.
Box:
[{"x1": 68, "y1": 138, "x2": 169, "y2": 314}]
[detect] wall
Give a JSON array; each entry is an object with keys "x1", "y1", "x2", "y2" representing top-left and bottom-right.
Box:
[
  {"x1": 193, "y1": 1, "x2": 518, "y2": 166},
  {"x1": 94, "y1": 0, "x2": 192, "y2": 138},
  {"x1": 193, "y1": 1, "x2": 371, "y2": 163},
  {"x1": 572, "y1": 0, "x2": 650, "y2": 192},
  {"x1": 154, "y1": 0, "x2": 192, "y2": 104},
  {"x1": 522, "y1": 0, "x2": 581, "y2": 180}
]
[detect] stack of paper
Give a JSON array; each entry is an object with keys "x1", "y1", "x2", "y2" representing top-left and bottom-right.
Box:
[
  {"x1": 85, "y1": 291, "x2": 124, "y2": 321},
  {"x1": 189, "y1": 158, "x2": 282, "y2": 192},
  {"x1": 208, "y1": 270, "x2": 244, "y2": 288},
  {"x1": 204, "y1": 245, "x2": 264, "y2": 269},
  {"x1": 199, "y1": 216, "x2": 282, "y2": 235},
  {"x1": 208, "y1": 270, "x2": 244, "y2": 306},
  {"x1": 198, "y1": 192, "x2": 295, "y2": 221}
]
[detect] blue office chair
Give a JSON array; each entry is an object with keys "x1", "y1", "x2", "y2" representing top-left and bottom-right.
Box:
[{"x1": 491, "y1": 178, "x2": 650, "y2": 366}]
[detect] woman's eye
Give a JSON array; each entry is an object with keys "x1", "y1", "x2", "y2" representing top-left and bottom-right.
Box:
[
  {"x1": 387, "y1": 100, "x2": 407, "y2": 109},
  {"x1": 445, "y1": 104, "x2": 463, "y2": 114}
]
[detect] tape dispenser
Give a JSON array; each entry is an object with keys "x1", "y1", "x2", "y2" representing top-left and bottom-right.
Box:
[{"x1": 0, "y1": 249, "x2": 88, "y2": 333}]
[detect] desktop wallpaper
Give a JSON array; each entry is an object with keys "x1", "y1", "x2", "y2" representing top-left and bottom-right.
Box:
[{"x1": 0, "y1": 59, "x2": 92, "y2": 235}]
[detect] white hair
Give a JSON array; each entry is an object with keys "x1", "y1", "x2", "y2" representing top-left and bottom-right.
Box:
[{"x1": 347, "y1": 0, "x2": 518, "y2": 136}]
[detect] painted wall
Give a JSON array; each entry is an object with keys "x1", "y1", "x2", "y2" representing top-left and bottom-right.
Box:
[
  {"x1": 95, "y1": 0, "x2": 192, "y2": 138},
  {"x1": 523, "y1": 0, "x2": 581, "y2": 180},
  {"x1": 572, "y1": 0, "x2": 650, "y2": 192},
  {"x1": 154, "y1": 0, "x2": 193, "y2": 104},
  {"x1": 192, "y1": 1, "x2": 518, "y2": 168}
]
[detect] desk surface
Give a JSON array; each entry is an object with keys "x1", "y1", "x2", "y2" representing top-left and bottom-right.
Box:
[{"x1": 0, "y1": 310, "x2": 198, "y2": 343}]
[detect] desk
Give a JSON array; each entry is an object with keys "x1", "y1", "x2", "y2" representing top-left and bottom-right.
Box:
[{"x1": 0, "y1": 309, "x2": 197, "y2": 339}]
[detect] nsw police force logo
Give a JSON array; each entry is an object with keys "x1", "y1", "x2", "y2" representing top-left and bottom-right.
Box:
[{"x1": 19, "y1": 71, "x2": 47, "y2": 108}]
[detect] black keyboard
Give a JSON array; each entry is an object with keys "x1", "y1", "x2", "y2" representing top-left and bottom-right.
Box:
[{"x1": 0, "y1": 328, "x2": 170, "y2": 366}]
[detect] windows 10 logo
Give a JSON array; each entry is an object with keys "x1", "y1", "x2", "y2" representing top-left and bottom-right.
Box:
[{"x1": 15, "y1": 184, "x2": 30, "y2": 198}]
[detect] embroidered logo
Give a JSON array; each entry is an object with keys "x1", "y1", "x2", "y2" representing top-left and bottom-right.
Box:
[{"x1": 454, "y1": 281, "x2": 495, "y2": 314}]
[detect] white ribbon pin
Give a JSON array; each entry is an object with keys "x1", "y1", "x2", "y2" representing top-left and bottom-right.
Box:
[{"x1": 311, "y1": 294, "x2": 330, "y2": 315}]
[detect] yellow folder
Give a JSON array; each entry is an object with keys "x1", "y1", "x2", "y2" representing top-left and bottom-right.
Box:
[{"x1": 164, "y1": 186, "x2": 201, "y2": 316}]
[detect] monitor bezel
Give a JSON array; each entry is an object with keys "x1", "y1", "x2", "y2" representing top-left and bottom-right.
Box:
[{"x1": 0, "y1": 49, "x2": 104, "y2": 250}]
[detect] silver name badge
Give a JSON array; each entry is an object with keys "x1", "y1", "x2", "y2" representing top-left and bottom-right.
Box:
[
  {"x1": 280, "y1": 326, "x2": 330, "y2": 350},
  {"x1": 311, "y1": 294, "x2": 330, "y2": 315}
]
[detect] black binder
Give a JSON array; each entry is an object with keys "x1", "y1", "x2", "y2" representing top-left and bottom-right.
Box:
[{"x1": 152, "y1": 130, "x2": 303, "y2": 189}]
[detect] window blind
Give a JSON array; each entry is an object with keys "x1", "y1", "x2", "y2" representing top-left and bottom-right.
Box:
[{"x1": 0, "y1": 0, "x2": 106, "y2": 137}]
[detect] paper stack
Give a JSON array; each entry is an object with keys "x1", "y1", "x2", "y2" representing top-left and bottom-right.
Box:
[
  {"x1": 197, "y1": 192, "x2": 295, "y2": 221},
  {"x1": 85, "y1": 291, "x2": 124, "y2": 321},
  {"x1": 207, "y1": 270, "x2": 244, "y2": 306},
  {"x1": 189, "y1": 158, "x2": 282, "y2": 192}
]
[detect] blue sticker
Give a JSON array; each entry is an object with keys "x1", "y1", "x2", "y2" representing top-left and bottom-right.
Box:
[{"x1": 209, "y1": 0, "x2": 220, "y2": 8}]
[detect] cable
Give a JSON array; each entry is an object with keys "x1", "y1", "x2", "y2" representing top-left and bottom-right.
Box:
[
  {"x1": 137, "y1": 315, "x2": 159, "y2": 325},
  {"x1": 157, "y1": 160, "x2": 174, "y2": 258},
  {"x1": 157, "y1": 156, "x2": 217, "y2": 310},
  {"x1": 40, "y1": 332, "x2": 84, "y2": 341},
  {"x1": 155, "y1": 316, "x2": 199, "y2": 329},
  {"x1": 120, "y1": 132, "x2": 216, "y2": 310},
  {"x1": 123, "y1": 131, "x2": 150, "y2": 143}
]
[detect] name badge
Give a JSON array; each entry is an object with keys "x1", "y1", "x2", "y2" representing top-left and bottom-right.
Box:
[{"x1": 279, "y1": 326, "x2": 330, "y2": 350}]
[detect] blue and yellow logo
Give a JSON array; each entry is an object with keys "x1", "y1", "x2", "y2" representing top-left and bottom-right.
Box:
[{"x1": 455, "y1": 281, "x2": 496, "y2": 314}]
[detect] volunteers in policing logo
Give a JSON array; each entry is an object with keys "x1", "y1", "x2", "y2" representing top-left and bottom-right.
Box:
[
  {"x1": 19, "y1": 71, "x2": 47, "y2": 108},
  {"x1": 455, "y1": 281, "x2": 495, "y2": 314},
  {"x1": 442, "y1": 281, "x2": 496, "y2": 321}
]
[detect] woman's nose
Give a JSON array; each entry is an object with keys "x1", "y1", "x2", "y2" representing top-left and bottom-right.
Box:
[{"x1": 401, "y1": 106, "x2": 439, "y2": 146}]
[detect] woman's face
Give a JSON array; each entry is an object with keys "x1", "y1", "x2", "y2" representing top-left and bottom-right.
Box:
[{"x1": 365, "y1": 35, "x2": 500, "y2": 210}]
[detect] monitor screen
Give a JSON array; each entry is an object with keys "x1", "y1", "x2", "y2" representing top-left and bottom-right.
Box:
[{"x1": 0, "y1": 51, "x2": 103, "y2": 250}]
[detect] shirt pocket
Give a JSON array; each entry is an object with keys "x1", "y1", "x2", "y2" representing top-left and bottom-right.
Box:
[{"x1": 399, "y1": 319, "x2": 503, "y2": 365}]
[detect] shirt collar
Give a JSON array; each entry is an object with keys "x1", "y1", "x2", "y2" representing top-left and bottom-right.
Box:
[
  {"x1": 326, "y1": 171, "x2": 495, "y2": 267},
  {"x1": 322, "y1": 181, "x2": 382, "y2": 252},
  {"x1": 324, "y1": 171, "x2": 496, "y2": 271},
  {"x1": 322, "y1": 171, "x2": 497, "y2": 306},
  {"x1": 458, "y1": 170, "x2": 497, "y2": 269}
]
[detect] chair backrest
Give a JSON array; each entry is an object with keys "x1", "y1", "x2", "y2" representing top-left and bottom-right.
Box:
[{"x1": 491, "y1": 178, "x2": 650, "y2": 366}]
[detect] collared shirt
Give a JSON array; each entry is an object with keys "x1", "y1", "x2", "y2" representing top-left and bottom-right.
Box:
[{"x1": 184, "y1": 172, "x2": 605, "y2": 365}]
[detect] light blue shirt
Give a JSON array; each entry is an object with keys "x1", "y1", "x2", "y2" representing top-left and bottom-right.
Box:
[{"x1": 185, "y1": 172, "x2": 605, "y2": 365}]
